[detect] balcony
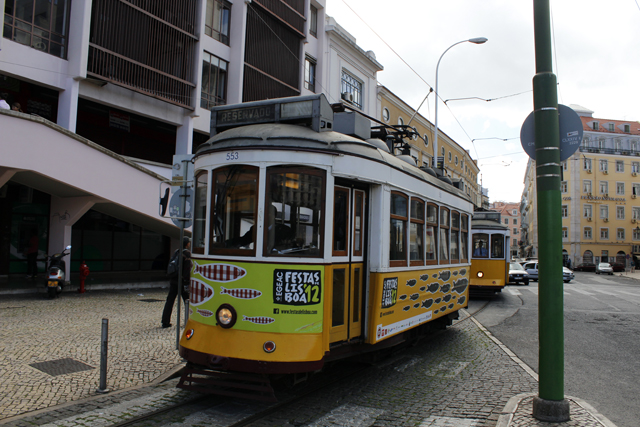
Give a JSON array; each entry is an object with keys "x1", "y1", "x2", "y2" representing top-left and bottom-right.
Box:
[{"x1": 580, "y1": 147, "x2": 640, "y2": 156}]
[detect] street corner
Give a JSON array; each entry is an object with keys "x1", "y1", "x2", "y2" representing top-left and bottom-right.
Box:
[{"x1": 496, "y1": 393, "x2": 618, "y2": 427}]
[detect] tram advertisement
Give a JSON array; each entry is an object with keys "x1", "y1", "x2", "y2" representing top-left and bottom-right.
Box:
[
  {"x1": 370, "y1": 266, "x2": 469, "y2": 343},
  {"x1": 190, "y1": 260, "x2": 324, "y2": 334}
]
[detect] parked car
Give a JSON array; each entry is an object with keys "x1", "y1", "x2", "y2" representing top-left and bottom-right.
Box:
[
  {"x1": 611, "y1": 262, "x2": 625, "y2": 272},
  {"x1": 522, "y1": 261, "x2": 574, "y2": 283},
  {"x1": 508, "y1": 262, "x2": 529, "y2": 286},
  {"x1": 596, "y1": 262, "x2": 613, "y2": 275},
  {"x1": 574, "y1": 263, "x2": 596, "y2": 272}
]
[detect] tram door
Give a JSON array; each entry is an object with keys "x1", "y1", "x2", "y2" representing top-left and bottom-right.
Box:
[{"x1": 329, "y1": 185, "x2": 367, "y2": 343}]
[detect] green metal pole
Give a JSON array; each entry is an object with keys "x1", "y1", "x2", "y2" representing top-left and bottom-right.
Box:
[{"x1": 532, "y1": 0, "x2": 570, "y2": 421}]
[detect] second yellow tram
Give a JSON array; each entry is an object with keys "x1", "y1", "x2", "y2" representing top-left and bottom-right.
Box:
[{"x1": 469, "y1": 211, "x2": 510, "y2": 293}]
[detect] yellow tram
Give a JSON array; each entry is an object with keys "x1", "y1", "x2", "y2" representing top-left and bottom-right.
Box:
[
  {"x1": 469, "y1": 211, "x2": 510, "y2": 292},
  {"x1": 178, "y1": 94, "x2": 474, "y2": 396}
]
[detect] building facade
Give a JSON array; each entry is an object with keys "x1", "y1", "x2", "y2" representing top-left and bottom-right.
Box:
[
  {"x1": 490, "y1": 201, "x2": 520, "y2": 259},
  {"x1": 520, "y1": 105, "x2": 640, "y2": 268},
  {"x1": 0, "y1": 0, "x2": 383, "y2": 277}
]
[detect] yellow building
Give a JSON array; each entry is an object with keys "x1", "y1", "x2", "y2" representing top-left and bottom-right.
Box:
[
  {"x1": 521, "y1": 105, "x2": 640, "y2": 268},
  {"x1": 376, "y1": 85, "x2": 482, "y2": 207}
]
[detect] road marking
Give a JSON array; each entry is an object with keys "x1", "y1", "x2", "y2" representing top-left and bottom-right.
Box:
[
  {"x1": 590, "y1": 276, "x2": 615, "y2": 284},
  {"x1": 508, "y1": 288, "x2": 521, "y2": 295},
  {"x1": 565, "y1": 287, "x2": 595, "y2": 296},
  {"x1": 611, "y1": 289, "x2": 640, "y2": 297},
  {"x1": 527, "y1": 288, "x2": 538, "y2": 295},
  {"x1": 587, "y1": 288, "x2": 618, "y2": 296}
]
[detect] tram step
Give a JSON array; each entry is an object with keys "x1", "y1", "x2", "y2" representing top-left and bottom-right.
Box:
[{"x1": 177, "y1": 367, "x2": 277, "y2": 402}]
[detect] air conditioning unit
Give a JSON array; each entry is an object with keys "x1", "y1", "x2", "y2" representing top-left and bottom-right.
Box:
[
  {"x1": 632, "y1": 219, "x2": 637, "y2": 224},
  {"x1": 632, "y1": 172, "x2": 637, "y2": 177},
  {"x1": 633, "y1": 194, "x2": 637, "y2": 199},
  {"x1": 587, "y1": 217, "x2": 592, "y2": 222},
  {"x1": 603, "y1": 170, "x2": 608, "y2": 174},
  {"x1": 603, "y1": 218, "x2": 609, "y2": 222},
  {"x1": 341, "y1": 92, "x2": 354, "y2": 103},
  {"x1": 586, "y1": 169, "x2": 592, "y2": 174},
  {"x1": 604, "y1": 193, "x2": 609, "y2": 197}
]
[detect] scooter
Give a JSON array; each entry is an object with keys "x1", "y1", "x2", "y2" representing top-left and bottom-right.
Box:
[{"x1": 46, "y1": 245, "x2": 71, "y2": 299}]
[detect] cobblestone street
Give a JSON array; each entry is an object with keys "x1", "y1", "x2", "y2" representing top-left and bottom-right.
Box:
[{"x1": 0, "y1": 289, "x2": 183, "y2": 420}]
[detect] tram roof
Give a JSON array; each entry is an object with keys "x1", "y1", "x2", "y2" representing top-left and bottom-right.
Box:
[
  {"x1": 196, "y1": 123, "x2": 471, "y2": 202},
  {"x1": 471, "y1": 219, "x2": 509, "y2": 230}
]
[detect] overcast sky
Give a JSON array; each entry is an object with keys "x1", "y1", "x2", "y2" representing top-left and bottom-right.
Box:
[{"x1": 327, "y1": 0, "x2": 640, "y2": 203}]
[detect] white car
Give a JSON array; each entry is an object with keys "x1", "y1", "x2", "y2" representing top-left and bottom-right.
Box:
[
  {"x1": 508, "y1": 262, "x2": 529, "y2": 286},
  {"x1": 596, "y1": 262, "x2": 613, "y2": 275}
]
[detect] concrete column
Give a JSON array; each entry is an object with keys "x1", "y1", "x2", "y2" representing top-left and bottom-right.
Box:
[
  {"x1": 49, "y1": 196, "x2": 98, "y2": 282},
  {"x1": 226, "y1": 0, "x2": 249, "y2": 104}
]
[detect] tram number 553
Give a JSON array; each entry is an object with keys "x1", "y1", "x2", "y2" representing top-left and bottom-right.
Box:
[{"x1": 226, "y1": 152, "x2": 239, "y2": 161}]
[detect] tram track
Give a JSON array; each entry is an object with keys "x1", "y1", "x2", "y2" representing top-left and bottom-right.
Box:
[{"x1": 106, "y1": 299, "x2": 492, "y2": 427}]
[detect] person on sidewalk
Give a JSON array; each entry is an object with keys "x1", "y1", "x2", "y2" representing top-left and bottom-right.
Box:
[{"x1": 161, "y1": 237, "x2": 191, "y2": 328}]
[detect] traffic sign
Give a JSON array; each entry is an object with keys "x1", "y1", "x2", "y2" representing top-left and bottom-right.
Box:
[
  {"x1": 168, "y1": 187, "x2": 194, "y2": 228},
  {"x1": 520, "y1": 104, "x2": 583, "y2": 161}
]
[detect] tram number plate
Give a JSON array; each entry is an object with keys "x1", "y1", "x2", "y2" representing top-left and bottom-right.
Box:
[{"x1": 226, "y1": 152, "x2": 239, "y2": 161}]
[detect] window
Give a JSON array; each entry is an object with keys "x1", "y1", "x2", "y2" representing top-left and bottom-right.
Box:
[
  {"x1": 610, "y1": 124, "x2": 616, "y2": 132},
  {"x1": 600, "y1": 205, "x2": 608, "y2": 220},
  {"x1": 341, "y1": 70, "x2": 363, "y2": 109},
  {"x1": 491, "y1": 234, "x2": 504, "y2": 258},
  {"x1": 617, "y1": 206, "x2": 625, "y2": 220},
  {"x1": 390, "y1": 192, "x2": 408, "y2": 266},
  {"x1": 353, "y1": 190, "x2": 364, "y2": 256},
  {"x1": 204, "y1": 0, "x2": 231, "y2": 45},
  {"x1": 309, "y1": 5, "x2": 318, "y2": 37},
  {"x1": 210, "y1": 165, "x2": 258, "y2": 256},
  {"x1": 600, "y1": 181, "x2": 608, "y2": 194},
  {"x1": 397, "y1": 117, "x2": 404, "y2": 126},
  {"x1": 601, "y1": 228, "x2": 609, "y2": 240},
  {"x1": 633, "y1": 207, "x2": 640, "y2": 220},
  {"x1": 513, "y1": 218, "x2": 517, "y2": 225},
  {"x1": 584, "y1": 204, "x2": 592, "y2": 218},
  {"x1": 600, "y1": 160, "x2": 608, "y2": 172},
  {"x1": 264, "y1": 167, "x2": 325, "y2": 257},
  {"x1": 633, "y1": 183, "x2": 640, "y2": 197},
  {"x1": 410, "y1": 199, "x2": 425, "y2": 265},
  {"x1": 425, "y1": 204, "x2": 438, "y2": 264},
  {"x1": 450, "y1": 211, "x2": 460, "y2": 263},
  {"x1": 625, "y1": 124, "x2": 630, "y2": 133},
  {"x1": 423, "y1": 134, "x2": 429, "y2": 146},
  {"x1": 439, "y1": 207, "x2": 449, "y2": 264},
  {"x1": 584, "y1": 158, "x2": 592, "y2": 170},
  {"x1": 504, "y1": 218, "x2": 509, "y2": 225},
  {"x1": 333, "y1": 188, "x2": 349, "y2": 256},
  {"x1": 584, "y1": 227, "x2": 592, "y2": 239},
  {"x1": 562, "y1": 161, "x2": 568, "y2": 171},
  {"x1": 583, "y1": 180, "x2": 592, "y2": 194},
  {"x1": 304, "y1": 56, "x2": 316, "y2": 92},
  {"x1": 562, "y1": 228, "x2": 568, "y2": 239},
  {"x1": 3, "y1": 0, "x2": 70, "y2": 58},
  {"x1": 617, "y1": 228, "x2": 625, "y2": 240},
  {"x1": 441, "y1": 146, "x2": 445, "y2": 156},
  {"x1": 201, "y1": 52, "x2": 228, "y2": 109},
  {"x1": 617, "y1": 182, "x2": 625, "y2": 195},
  {"x1": 634, "y1": 227, "x2": 640, "y2": 240},
  {"x1": 472, "y1": 233, "x2": 489, "y2": 258},
  {"x1": 632, "y1": 141, "x2": 638, "y2": 152},
  {"x1": 192, "y1": 171, "x2": 209, "y2": 254},
  {"x1": 455, "y1": 156, "x2": 459, "y2": 166},
  {"x1": 599, "y1": 139, "x2": 605, "y2": 149},
  {"x1": 601, "y1": 250, "x2": 609, "y2": 263},
  {"x1": 561, "y1": 181, "x2": 567, "y2": 193},
  {"x1": 460, "y1": 214, "x2": 469, "y2": 262},
  {"x1": 593, "y1": 122, "x2": 599, "y2": 130},
  {"x1": 512, "y1": 227, "x2": 517, "y2": 235},
  {"x1": 382, "y1": 108, "x2": 390, "y2": 122},
  {"x1": 561, "y1": 205, "x2": 568, "y2": 218},
  {"x1": 616, "y1": 160, "x2": 624, "y2": 172},
  {"x1": 633, "y1": 162, "x2": 639, "y2": 173}
]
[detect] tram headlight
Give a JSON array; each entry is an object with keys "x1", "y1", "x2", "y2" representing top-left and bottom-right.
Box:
[
  {"x1": 477, "y1": 271, "x2": 484, "y2": 278},
  {"x1": 216, "y1": 304, "x2": 237, "y2": 329}
]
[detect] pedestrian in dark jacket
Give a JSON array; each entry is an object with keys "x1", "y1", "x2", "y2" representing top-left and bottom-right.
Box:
[{"x1": 161, "y1": 237, "x2": 191, "y2": 328}]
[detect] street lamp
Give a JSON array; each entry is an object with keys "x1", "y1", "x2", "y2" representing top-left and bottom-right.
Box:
[{"x1": 433, "y1": 37, "x2": 488, "y2": 168}]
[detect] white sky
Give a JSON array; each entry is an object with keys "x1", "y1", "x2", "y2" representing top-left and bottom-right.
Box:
[{"x1": 327, "y1": 0, "x2": 640, "y2": 203}]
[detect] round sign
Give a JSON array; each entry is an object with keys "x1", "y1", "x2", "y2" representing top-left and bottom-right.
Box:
[
  {"x1": 520, "y1": 104, "x2": 584, "y2": 162},
  {"x1": 168, "y1": 187, "x2": 194, "y2": 228}
]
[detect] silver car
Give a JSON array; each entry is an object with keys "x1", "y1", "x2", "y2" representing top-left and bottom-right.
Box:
[
  {"x1": 523, "y1": 261, "x2": 574, "y2": 283},
  {"x1": 596, "y1": 262, "x2": 613, "y2": 275}
]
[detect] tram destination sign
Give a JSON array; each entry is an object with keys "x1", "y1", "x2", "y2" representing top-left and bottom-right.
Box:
[
  {"x1": 520, "y1": 104, "x2": 583, "y2": 162},
  {"x1": 216, "y1": 105, "x2": 276, "y2": 127}
]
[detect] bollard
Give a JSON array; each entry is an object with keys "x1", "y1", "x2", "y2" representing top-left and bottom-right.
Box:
[{"x1": 96, "y1": 318, "x2": 110, "y2": 393}]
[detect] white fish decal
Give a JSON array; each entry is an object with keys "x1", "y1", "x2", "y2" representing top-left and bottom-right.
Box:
[
  {"x1": 242, "y1": 315, "x2": 275, "y2": 325},
  {"x1": 220, "y1": 286, "x2": 262, "y2": 300},
  {"x1": 194, "y1": 262, "x2": 247, "y2": 282},
  {"x1": 189, "y1": 279, "x2": 214, "y2": 306}
]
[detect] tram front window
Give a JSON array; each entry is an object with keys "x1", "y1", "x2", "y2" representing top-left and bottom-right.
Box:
[
  {"x1": 265, "y1": 167, "x2": 325, "y2": 256},
  {"x1": 472, "y1": 233, "x2": 489, "y2": 258},
  {"x1": 210, "y1": 165, "x2": 258, "y2": 254},
  {"x1": 491, "y1": 234, "x2": 504, "y2": 258}
]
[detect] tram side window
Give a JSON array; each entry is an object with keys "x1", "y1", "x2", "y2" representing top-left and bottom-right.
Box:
[
  {"x1": 439, "y1": 207, "x2": 450, "y2": 264},
  {"x1": 265, "y1": 167, "x2": 325, "y2": 257},
  {"x1": 472, "y1": 233, "x2": 489, "y2": 258},
  {"x1": 333, "y1": 187, "x2": 349, "y2": 256},
  {"x1": 491, "y1": 234, "x2": 504, "y2": 258},
  {"x1": 425, "y1": 203, "x2": 438, "y2": 265},
  {"x1": 192, "y1": 171, "x2": 209, "y2": 254},
  {"x1": 410, "y1": 198, "x2": 424, "y2": 266},
  {"x1": 450, "y1": 211, "x2": 460, "y2": 263},
  {"x1": 460, "y1": 214, "x2": 469, "y2": 262},
  {"x1": 390, "y1": 192, "x2": 408, "y2": 267},
  {"x1": 210, "y1": 166, "x2": 258, "y2": 255}
]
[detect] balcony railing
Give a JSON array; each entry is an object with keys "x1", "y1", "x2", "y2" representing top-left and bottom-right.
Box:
[{"x1": 580, "y1": 147, "x2": 640, "y2": 156}]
